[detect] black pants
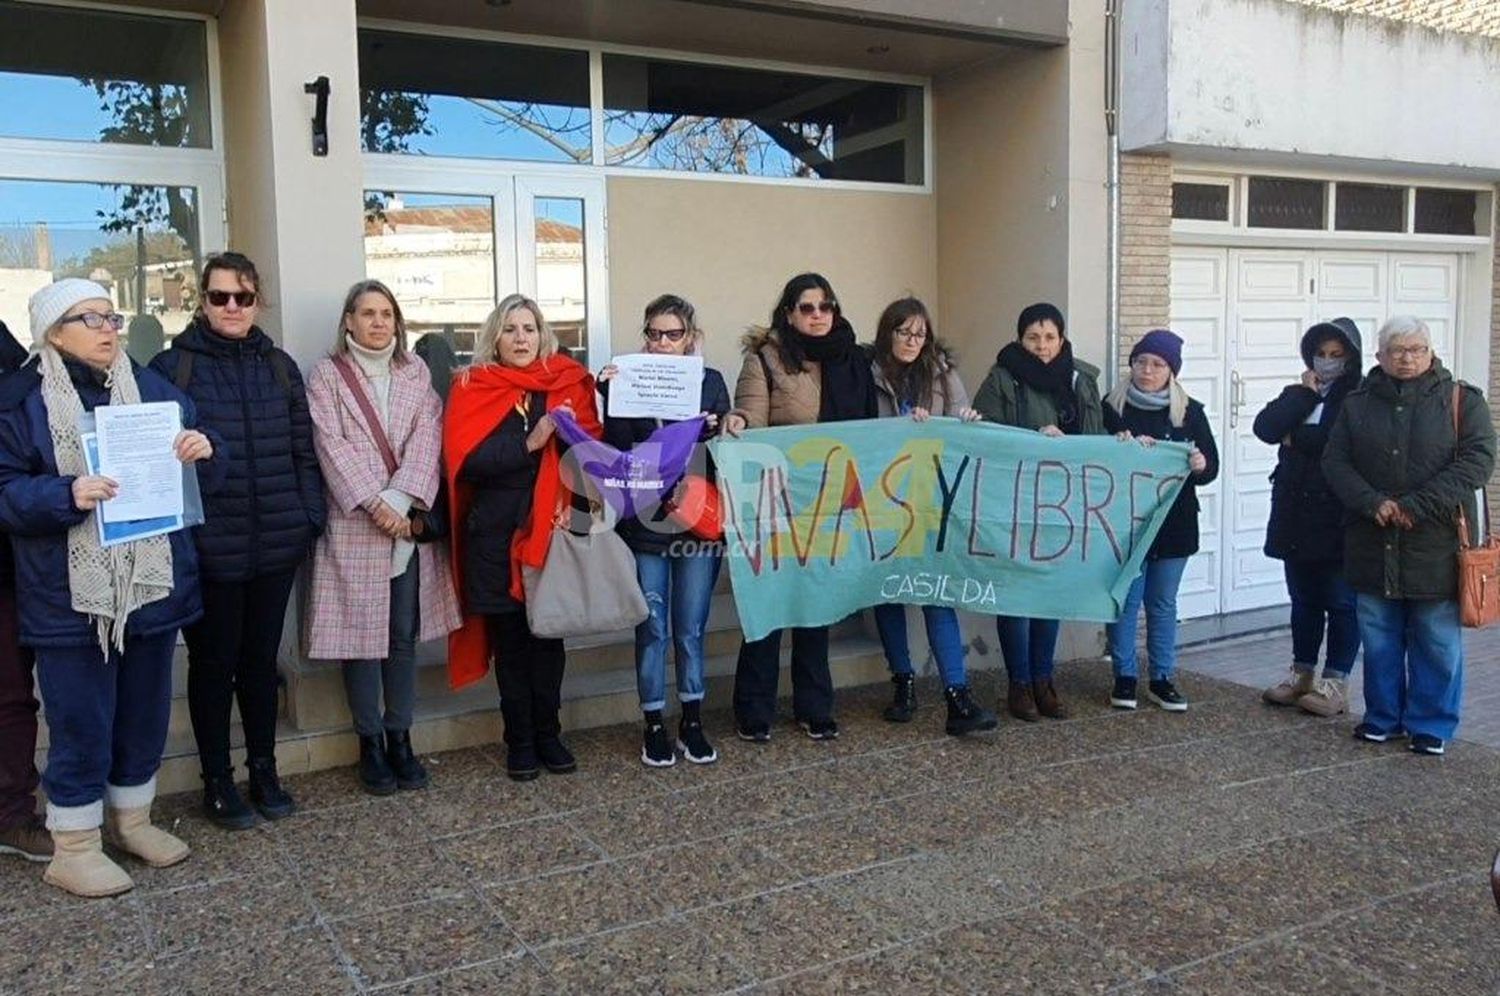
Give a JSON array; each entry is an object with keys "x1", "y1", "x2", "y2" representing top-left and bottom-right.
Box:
[
  {"x1": 486, "y1": 611, "x2": 565, "y2": 749},
  {"x1": 0, "y1": 584, "x2": 38, "y2": 829},
  {"x1": 183, "y1": 569, "x2": 297, "y2": 776},
  {"x1": 732, "y1": 626, "x2": 833, "y2": 730}
]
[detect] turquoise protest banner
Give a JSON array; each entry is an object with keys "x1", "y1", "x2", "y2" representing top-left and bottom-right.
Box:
[{"x1": 709, "y1": 418, "x2": 1190, "y2": 641}]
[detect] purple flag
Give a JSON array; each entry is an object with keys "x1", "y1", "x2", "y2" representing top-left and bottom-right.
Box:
[{"x1": 552, "y1": 409, "x2": 705, "y2": 519}]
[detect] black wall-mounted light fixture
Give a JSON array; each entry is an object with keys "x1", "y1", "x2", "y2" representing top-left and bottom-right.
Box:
[{"x1": 304, "y1": 76, "x2": 330, "y2": 157}]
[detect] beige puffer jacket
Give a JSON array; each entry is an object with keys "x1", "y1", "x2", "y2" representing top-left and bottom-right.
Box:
[{"x1": 730, "y1": 326, "x2": 822, "y2": 428}]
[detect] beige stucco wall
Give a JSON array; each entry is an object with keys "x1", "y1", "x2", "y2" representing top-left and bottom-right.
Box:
[{"x1": 604, "y1": 176, "x2": 937, "y2": 380}]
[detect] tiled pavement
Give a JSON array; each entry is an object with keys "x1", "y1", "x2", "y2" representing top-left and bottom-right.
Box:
[{"x1": 1, "y1": 652, "x2": 1498, "y2": 994}]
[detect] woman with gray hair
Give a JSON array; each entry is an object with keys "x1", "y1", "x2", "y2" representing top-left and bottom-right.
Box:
[
  {"x1": 0, "y1": 279, "x2": 223, "y2": 896},
  {"x1": 304, "y1": 280, "x2": 462, "y2": 795},
  {"x1": 1323, "y1": 315, "x2": 1496, "y2": 755},
  {"x1": 442, "y1": 294, "x2": 602, "y2": 780}
]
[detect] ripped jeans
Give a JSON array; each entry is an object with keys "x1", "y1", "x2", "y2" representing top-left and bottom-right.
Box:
[{"x1": 633, "y1": 549, "x2": 722, "y2": 713}]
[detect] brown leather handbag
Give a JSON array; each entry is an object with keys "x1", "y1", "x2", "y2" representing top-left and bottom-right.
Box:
[{"x1": 1452, "y1": 385, "x2": 1500, "y2": 628}]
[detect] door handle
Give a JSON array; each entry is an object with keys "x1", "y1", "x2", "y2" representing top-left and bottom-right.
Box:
[{"x1": 1229, "y1": 370, "x2": 1244, "y2": 429}]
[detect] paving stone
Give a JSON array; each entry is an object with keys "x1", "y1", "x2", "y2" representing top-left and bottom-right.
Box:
[
  {"x1": 435, "y1": 814, "x2": 602, "y2": 884},
  {"x1": 330, "y1": 894, "x2": 521, "y2": 989},
  {"x1": 483, "y1": 860, "x2": 667, "y2": 947},
  {"x1": 934, "y1": 909, "x2": 1155, "y2": 992},
  {"x1": 539, "y1": 917, "x2": 754, "y2": 994},
  {"x1": 139, "y1": 871, "x2": 317, "y2": 956},
  {"x1": 155, "y1": 925, "x2": 357, "y2": 995},
  {"x1": 376, "y1": 954, "x2": 560, "y2": 996},
  {"x1": 691, "y1": 884, "x2": 896, "y2": 979}
]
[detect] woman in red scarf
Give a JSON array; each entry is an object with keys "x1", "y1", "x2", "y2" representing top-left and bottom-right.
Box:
[{"x1": 443, "y1": 295, "x2": 600, "y2": 780}]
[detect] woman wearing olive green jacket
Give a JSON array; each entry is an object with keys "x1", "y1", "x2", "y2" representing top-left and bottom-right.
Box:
[{"x1": 972, "y1": 302, "x2": 1104, "y2": 722}]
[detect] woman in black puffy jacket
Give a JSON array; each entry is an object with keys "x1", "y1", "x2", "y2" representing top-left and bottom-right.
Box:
[
  {"x1": 149, "y1": 253, "x2": 324, "y2": 830},
  {"x1": 1253, "y1": 318, "x2": 1363, "y2": 718}
]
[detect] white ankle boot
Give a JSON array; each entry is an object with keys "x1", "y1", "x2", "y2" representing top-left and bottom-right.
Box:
[{"x1": 43, "y1": 828, "x2": 133, "y2": 898}]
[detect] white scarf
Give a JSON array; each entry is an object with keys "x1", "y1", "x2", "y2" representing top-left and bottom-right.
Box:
[{"x1": 39, "y1": 345, "x2": 173, "y2": 654}]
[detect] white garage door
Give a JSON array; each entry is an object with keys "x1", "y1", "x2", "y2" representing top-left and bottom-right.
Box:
[{"x1": 1169, "y1": 248, "x2": 1460, "y2": 620}]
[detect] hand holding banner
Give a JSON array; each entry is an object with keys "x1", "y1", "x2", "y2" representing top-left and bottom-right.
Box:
[{"x1": 709, "y1": 418, "x2": 1190, "y2": 641}]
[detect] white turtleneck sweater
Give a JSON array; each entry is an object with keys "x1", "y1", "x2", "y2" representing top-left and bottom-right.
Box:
[{"x1": 346, "y1": 334, "x2": 416, "y2": 578}]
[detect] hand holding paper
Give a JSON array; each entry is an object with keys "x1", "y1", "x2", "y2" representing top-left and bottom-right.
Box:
[
  {"x1": 95, "y1": 402, "x2": 185, "y2": 523},
  {"x1": 605, "y1": 354, "x2": 704, "y2": 421}
]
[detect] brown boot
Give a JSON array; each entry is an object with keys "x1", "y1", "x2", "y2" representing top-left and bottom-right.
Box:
[
  {"x1": 105, "y1": 806, "x2": 190, "y2": 869},
  {"x1": 42, "y1": 829, "x2": 133, "y2": 898},
  {"x1": 1262, "y1": 667, "x2": 1314, "y2": 706},
  {"x1": 1032, "y1": 679, "x2": 1070, "y2": 719},
  {"x1": 1006, "y1": 682, "x2": 1039, "y2": 722},
  {"x1": 1297, "y1": 676, "x2": 1349, "y2": 718}
]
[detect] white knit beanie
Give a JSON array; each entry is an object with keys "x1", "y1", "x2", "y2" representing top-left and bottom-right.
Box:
[{"x1": 29, "y1": 278, "x2": 113, "y2": 345}]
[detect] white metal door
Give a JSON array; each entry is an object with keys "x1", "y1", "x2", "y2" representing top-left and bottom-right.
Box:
[
  {"x1": 514, "y1": 175, "x2": 609, "y2": 369},
  {"x1": 1170, "y1": 246, "x2": 1463, "y2": 620}
]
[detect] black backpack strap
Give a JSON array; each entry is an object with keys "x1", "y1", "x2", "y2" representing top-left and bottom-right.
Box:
[{"x1": 173, "y1": 349, "x2": 194, "y2": 392}]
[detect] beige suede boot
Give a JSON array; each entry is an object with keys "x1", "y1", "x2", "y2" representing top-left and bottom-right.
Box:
[
  {"x1": 42, "y1": 829, "x2": 133, "y2": 898},
  {"x1": 1261, "y1": 667, "x2": 1314, "y2": 706},
  {"x1": 105, "y1": 806, "x2": 190, "y2": 868},
  {"x1": 1297, "y1": 676, "x2": 1349, "y2": 718}
]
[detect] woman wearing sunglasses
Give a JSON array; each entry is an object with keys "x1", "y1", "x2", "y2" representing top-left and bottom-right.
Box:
[
  {"x1": 868, "y1": 297, "x2": 997, "y2": 736},
  {"x1": 973, "y1": 302, "x2": 1105, "y2": 722},
  {"x1": 0, "y1": 279, "x2": 223, "y2": 896},
  {"x1": 722, "y1": 273, "x2": 876, "y2": 742},
  {"x1": 149, "y1": 254, "x2": 325, "y2": 830},
  {"x1": 599, "y1": 295, "x2": 731, "y2": 767}
]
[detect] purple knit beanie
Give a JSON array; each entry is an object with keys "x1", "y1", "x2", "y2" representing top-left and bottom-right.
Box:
[{"x1": 1129, "y1": 329, "x2": 1184, "y2": 375}]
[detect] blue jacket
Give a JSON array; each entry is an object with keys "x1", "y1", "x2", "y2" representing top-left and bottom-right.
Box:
[
  {"x1": 150, "y1": 319, "x2": 324, "y2": 581},
  {"x1": 0, "y1": 356, "x2": 228, "y2": 647}
]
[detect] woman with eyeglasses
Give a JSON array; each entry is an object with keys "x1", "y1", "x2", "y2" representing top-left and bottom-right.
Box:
[
  {"x1": 1102, "y1": 330, "x2": 1218, "y2": 713},
  {"x1": 304, "y1": 281, "x2": 462, "y2": 795},
  {"x1": 598, "y1": 295, "x2": 731, "y2": 767},
  {"x1": 149, "y1": 253, "x2": 325, "y2": 830},
  {"x1": 722, "y1": 273, "x2": 876, "y2": 742},
  {"x1": 868, "y1": 297, "x2": 997, "y2": 736},
  {"x1": 444, "y1": 294, "x2": 602, "y2": 781},
  {"x1": 973, "y1": 302, "x2": 1105, "y2": 722},
  {"x1": 0, "y1": 279, "x2": 223, "y2": 896}
]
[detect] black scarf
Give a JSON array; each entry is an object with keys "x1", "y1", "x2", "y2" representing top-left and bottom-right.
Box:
[
  {"x1": 997, "y1": 339, "x2": 1081, "y2": 434},
  {"x1": 795, "y1": 321, "x2": 875, "y2": 423}
]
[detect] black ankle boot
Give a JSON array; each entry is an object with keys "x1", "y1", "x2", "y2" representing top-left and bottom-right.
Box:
[
  {"x1": 384, "y1": 730, "x2": 429, "y2": 790},
  {"x1": 536, "y1": 736, "x2": 577, "y2": 774},
  {"x1": 246, "y1": 757, "x2": 296, "y2": 820},
  {"x1": 357, "y1": 734, "x2": 397, "y2": 796},
  {"x1": 883, "y1": 674, "x2": 917, "y2": 723},
  {"x1": 944, "y1": 685, "x2": 999, "y2": 736},
  {"x1": 202, "y1": 772, "x2": 257, "y2": 831}
]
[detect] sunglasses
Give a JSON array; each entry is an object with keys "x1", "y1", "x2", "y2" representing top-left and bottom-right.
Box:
[
  {"x1": 59, "y1": 311, "x2": 125, "y2": 331},
  {"x1": 794, "y1": 301, "x2": 836, "y2": 316},
  {"x1": 205, "y1": 289, "x2": 258, "y2": 308},
  {"x1": 643, "y1": 327, "x2": 688, "y2": 343}
]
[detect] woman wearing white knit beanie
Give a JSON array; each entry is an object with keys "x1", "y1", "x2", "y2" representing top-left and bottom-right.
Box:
[{"x1": 0, "y1": 278, "x2": 223, "y2": 897}]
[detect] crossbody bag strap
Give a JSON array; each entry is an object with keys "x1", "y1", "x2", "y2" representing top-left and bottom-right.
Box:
[
  {"x1": 1453, "y1": 382, "x2": 1475, "y2": 550},
  {"x1": 333, "y1": 353, "x2": 399, "y2": 477}
]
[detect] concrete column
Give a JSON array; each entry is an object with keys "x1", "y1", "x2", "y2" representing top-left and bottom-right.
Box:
[{"x1": 219, "y1": 0, "x2": 366, "y2": 368}]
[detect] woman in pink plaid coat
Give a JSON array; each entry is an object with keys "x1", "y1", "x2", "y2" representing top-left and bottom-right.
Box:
[{"x1": 304, "y1": 280, "x2": 461, "y2": 795}]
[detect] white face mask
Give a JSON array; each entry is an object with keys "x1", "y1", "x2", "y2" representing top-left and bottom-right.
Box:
[{"x1": 1313, "y1": 356, "x2": 1347, "y2": 382}]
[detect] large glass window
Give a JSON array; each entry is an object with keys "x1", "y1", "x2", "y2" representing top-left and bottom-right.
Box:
[
  {"x1": 1414, "y1": 188, "x2": 1479, "y2": 236},
  {"x1": 602, "y1": 55, "x2": 924, "y2": 184},
  {"x1": 1335, "y1": 183, "x2": 1405, "y2": 232},
  {"x1": 1246, "y1": 177, "x2": 1326, "y2": 230},
  {"x1": 0, "y1": 178, "x2": 201, "y2": 355},
  {"x1": 0, "y1": 1, "x2": 211, "y2": 148},
  {"x1": 357, "y1": 30, "x2": 591, "y2": 163}
]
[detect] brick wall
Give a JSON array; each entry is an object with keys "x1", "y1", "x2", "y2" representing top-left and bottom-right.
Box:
[{"x1": 1117, "y1": 153, "x2": 1173, "y2": 370}]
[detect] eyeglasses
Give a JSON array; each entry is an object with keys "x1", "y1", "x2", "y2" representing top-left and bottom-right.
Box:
[
  {"x1": 204, "y1": 289, "x2": 257, "y2": 308},
  {"x1": 795, "y1": 301, "x2": 836, "y2": 316},
  {"x1": 1385, "y1": 344, "x2": 1430, "y2": 359},
  {"x1": 894, "y1": 329, "x2": 927, "y2": 343},
  {"x1": 643, "y1": 327, "x2": 688, "y2": 343},
  {"x1": 58, "y1": 311, "x2": 125, "y2": 331}
]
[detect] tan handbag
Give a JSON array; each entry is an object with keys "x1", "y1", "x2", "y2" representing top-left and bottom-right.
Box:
[
  {"x1": 1452, "y1": 385, "x2": 1500, "y2": 628},
  {"x1": 521, "y1": 499, "x2": 648, "y2": 638}
]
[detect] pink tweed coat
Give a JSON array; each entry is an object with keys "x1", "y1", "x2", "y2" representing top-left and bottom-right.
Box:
[{"x1": 303, "y1": 352, "x2": 462, "y2": 659}]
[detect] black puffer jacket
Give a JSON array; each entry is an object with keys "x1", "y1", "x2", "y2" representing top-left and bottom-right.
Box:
[
  {"x1": 601, "y1": 367, "x2": 731, "y2": 555},
  {"x1": 149, "y1": 319, "x2": 324, "y2": 581},
  {"x1": 1253, "y1": 318, "x2": 1363, "y2": 563},
  {"x1": 1102, "y1": 397, "x2": 1220, "y2": 560},
  {"x1": 1322, "y1": 360, "x2": 1496, "y2": 600}
]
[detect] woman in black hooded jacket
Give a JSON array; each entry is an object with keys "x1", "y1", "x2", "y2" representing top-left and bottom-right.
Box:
[{"x1": 1253, "y1": 318, "x2": 1363, "y2": 718}]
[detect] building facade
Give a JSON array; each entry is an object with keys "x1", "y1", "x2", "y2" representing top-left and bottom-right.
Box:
[{"x1": 0, "y1": 0, "x2": 1495, "y2": 782}]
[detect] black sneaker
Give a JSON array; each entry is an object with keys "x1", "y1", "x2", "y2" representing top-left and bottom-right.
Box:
[
  {"x1": 736, "y1": 722, "x2": 771, "y2": 743},
  {"x1": 1147, "y1": 679, "x2": 1187, "y2": 712},
  {"x1": 1409, "y1": 733, "x2": 1446, "y2": 756},
  {"x1": 642, "y1": 723, "x2": 676, "y2": 768},
  {"x1": 536, "y1": 737, "x2": 577, "y2": 774},
  {"x1": 800, "y1": 718, "x2": 840, "y2": 741},
  {"x1": 1110, "y1": 676, "x2": 1138, "y2": 710},
  {"x1": 677, "y1": 719, "x2": 718, "y2": 764},
  {"x1": 1353, "y1": 723, "x2": 1406, "y2": 744}
]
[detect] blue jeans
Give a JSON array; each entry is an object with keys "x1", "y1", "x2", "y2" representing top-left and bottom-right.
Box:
[
  {"x1": 1107, "y1": 557, "x2": 1190, "y2": 681},
  {"x1": 873, "y1": 604, "x2": 968, "y2": 687},
  {"x1": 1355, "y1": 594, "x2": 1464, "y2": 741},
  {"x1": 995, "y1": 616, "x2": 1060, "y2": 684},
  {"x1": 1284, "y1": 560, "x2": 1360, "y2": 677},
  {"x1": 634, "y1": 549, "x2": 721, "y2": 713}
]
